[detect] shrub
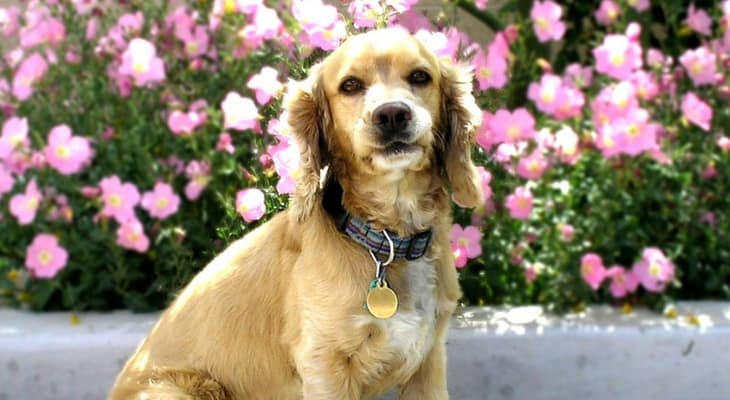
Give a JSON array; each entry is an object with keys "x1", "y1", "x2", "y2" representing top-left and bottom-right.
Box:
[{"x1": 0, "y1": 0, "x2": 728, "y2": 312}]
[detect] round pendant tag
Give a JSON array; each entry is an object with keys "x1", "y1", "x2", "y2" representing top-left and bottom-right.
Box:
[{"x1": 366, "y1": 283, "x2": 398, "y2": 319}]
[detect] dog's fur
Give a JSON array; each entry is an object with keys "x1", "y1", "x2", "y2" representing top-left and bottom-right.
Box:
[{"x1": 109, "y1": 28, "x2": 483, "y2": 400}]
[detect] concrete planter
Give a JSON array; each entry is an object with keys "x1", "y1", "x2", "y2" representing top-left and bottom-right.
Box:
[{"x1": 1, "y1": 302, "x2": 728, "y2": 400}]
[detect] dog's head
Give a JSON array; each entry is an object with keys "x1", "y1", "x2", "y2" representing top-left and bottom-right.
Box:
[{"x1": 286, "y1": 28, "x2": 483, "y2": 222}]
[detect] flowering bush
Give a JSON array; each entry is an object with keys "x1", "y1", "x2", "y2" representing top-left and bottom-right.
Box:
[{"x1": 0, "y1": 0, "x2": 729, "y2": 312}]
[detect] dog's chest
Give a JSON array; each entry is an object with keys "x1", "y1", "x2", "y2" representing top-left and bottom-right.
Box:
[{"x1": 357, "y1": 258, "x2": 438, "y2": 377}]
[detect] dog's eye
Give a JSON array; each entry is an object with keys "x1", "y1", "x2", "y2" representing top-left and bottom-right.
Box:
[
  {"x1": 339, "y1": 78, "x2": 364, "y2": 95},
  {"x1": 408, "y1": 70, "x2": 431, "y2": 86}
]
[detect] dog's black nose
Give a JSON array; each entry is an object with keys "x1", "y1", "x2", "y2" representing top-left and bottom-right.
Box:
[{"x1": 372, "y1": 102, "x2": 412, "y2": 137}]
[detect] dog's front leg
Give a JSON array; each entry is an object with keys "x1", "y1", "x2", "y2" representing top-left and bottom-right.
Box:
[
  {"x1": 296, "y1": 347, "x2": 363, "y2": 400},
  {"x1": 397, "y1": 307, "x2": 453, "y2": 400}
]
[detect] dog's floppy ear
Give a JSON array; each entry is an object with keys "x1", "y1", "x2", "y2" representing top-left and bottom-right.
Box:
[
  {"x1": 284, "y1": 63, "x2": 331, "y2": 222},
  {"x1": 439, "y1": 59, "x2": 484, "y2": 209}
]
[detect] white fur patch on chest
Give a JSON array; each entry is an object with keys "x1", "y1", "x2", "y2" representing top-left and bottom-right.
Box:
[{"x1": 355, "y1": 258, "x2": 438, "y2": 374}]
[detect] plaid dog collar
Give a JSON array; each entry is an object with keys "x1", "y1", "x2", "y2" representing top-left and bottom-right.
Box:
[
  {"x1": 321, "y1": 177, "x2": 432, "y2": 261},
  {"x1": 336, "y1": 213, "x2": 432, "y2": 261}
]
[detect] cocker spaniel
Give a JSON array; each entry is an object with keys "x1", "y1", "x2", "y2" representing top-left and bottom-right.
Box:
[{"x1": 109, "y1": 27, "x2": 483, "y2": 400}]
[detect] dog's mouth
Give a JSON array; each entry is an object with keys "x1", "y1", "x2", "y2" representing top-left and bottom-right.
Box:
[{"x1": 380, "y1": 141, "x2": 420, "y2": 157}]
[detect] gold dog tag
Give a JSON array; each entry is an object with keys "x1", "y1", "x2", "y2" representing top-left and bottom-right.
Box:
[{"x1": 366, "y1": 280, "x2": 398, "y2": 319}]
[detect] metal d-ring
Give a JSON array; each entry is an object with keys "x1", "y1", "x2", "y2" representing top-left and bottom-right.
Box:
[
  {"x1": 368, "y1": 230, "x2": 395, "y2": 267},
  {"x1": 368, "y1": 230, "x2": 395, "y2": 286}
]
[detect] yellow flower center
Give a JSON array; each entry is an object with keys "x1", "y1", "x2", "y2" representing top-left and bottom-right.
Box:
[
  {"x1": 610, "y1": 53, "x2": 625, "y2": 67},
  {"x1": 527, "y1": 160, "x2": 541, "y2": 173},
  {"x1": 649, "y1": 261, "x2": 661, "y2": 277},
  {"x1": 627, "y1": 123, "x2": 640, "y2": 138},
  {"x1": 109, "y1": 194, "x2": 122, "y2": 208},
  {"x1": 479, "y1": 67, "x2": 492, "y2": 79},
  {"x1": 186, "y1": 42, "x2": 199, "y2": 55},
  {"x1": 132, "y1": 61, "x2": 148, "y2": 74},
  {"x1": 26, "y1": 198, "x2": 38, "y2": 210},
  {"x1": 323, "y1": 30, "x2": 334, "y2": 40},
  {"x1": 224, "y1": 0, "x2": 236, "y2": 13},
  {"x1": 55, "y1": 145, "x2": 70, "y2": 159},
  {"x1": 536, "y1": 17, "x2": 549, "y2": 30},
  {"x1": 9, "y1": 133, "x2": 24, "y2": 147},
  {"x1": 155, "y1": 197, "x2": 169, "y2": 210},
  {"x1": 602, "y1": 134, "x2": 615, "y2": 148},
  {"x1": 507, "y1": 126, "x2": 521, "y2": 139},
  {"x1": 540, "y1": 88, "x2": 555, "y2": 103},
  {"x1": 128, "y1": 231, "x2": 140, "y2": 242},
  {"x1": 582, "y1": 263, "x2": 592, "y2": 275},
  {"x1": 517, "y1": 197, "x2": 530, "y2": 209},
  {"x1": 690, "y1": 61, "x2": 703, "y2": 76},
  {"x1": 38, "y1": 250, "x2": 52, "y2": 266}
]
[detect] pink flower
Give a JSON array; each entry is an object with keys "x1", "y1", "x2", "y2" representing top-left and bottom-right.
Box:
[
  {"x1": 558, "y1": 223, "x2": 575, "y2": 241},
  {"x1": 553, "y1": 125, "x2": 580, "y2": 164},
  {"x1": 184, "y1": 160, "x2": 211, "y2": 200},
  {"x1": 627, "y1": 0, "x2": 650, "y2": 12},
  {"x1": 236, "y1": 188, "x2": 266, "y2": 222},
  {"x1": 268, "y1": 138, "x2": 300, "y2": 195},
  {"x1": 505, "y1": 186, "x2": 533, "y2": 220},
  {"x1": 472, "y1": 47, "x2": 508, "y2": 90},
  {"x1": 564, "y1": 63, "x2": 593, "y2": 87},
  {"x1": 221, "y1": 92, "x2": 260, "y2": 131},
  {"x1": 118, "y1": 38, "x2": 166, "y2": 86},
  {"x1": 581, "y1": 253, "x2": 606, "y2": 290},
  {"x1": 116, "y1": 218, "x2": 150, "y2": 253},
  {"x1": 517, "y1": 150, "x2": 549, "y2": 180},
  {"x1": 605, "y1": 266, "x2": 639, "y2": 298},
  {"x1": 531, "y1": 1, "x2": 566, "y2": 43},
  {"x1": 44, "y1": 124, "x2": 94, "y2": 175},
  {"x1": 0, "y1": 116, "x2": 29, "y2": 160},
  {"x1": 247, "y1": 66, "x2": 283, "y2": 105},
  {"x1": 611, "y1": 108, "x2": 660, "y2": 156},
  {"x1": 167, "y1": 110, "x2": 203, "y2": 135},
  {"x1": 12, "y1": 53, "x2": 48, "y2": 101},
  {"x1": 216, "y1": 132, "x2": 235, "y2": 154},
  {"x1": 595, "y1": 0, "x2": 620, "y2": 26},
  {"x1": 349, "y1": 0, "x2": 384, "y2": 28},
  {"x1": 593, "y1": 34, "x2": 642, "y2": 80},
  {"x1": 141, "y1": 182, "x2": 181, "y2": 220},
  {"x1": 0, "y1": 6, "x2": 20, "y2": 36},
  {"x1": 9, "y1": 179, "x2": 42, "y2": 225},
  {"x1": 682, "y1": 92, "x2": 712, "y2": 131},
  {"x1": 630, "y1": 70, "x2": 659, "y2": 100},
  {"x1": 20, "y1": 17, "x2": 66, "y2": 48},
  {"x1": 717, "y1": 136, "x2": 730, "y2": 152},
  {"x1": 453, "y1": 245, "x2": 468, "y2": 269},
  {"x1": 99, "y1": 175, "x2": 140, "y2": 223},
  {"x1": 679, "y1": 47, "x2": 717, "y2": 86},
  {"x1": 488, "y1": 108, "x2": 536, "y2": 144},
  {"x1": 181, "y1": 26, "x2": 210, "y2": 58},
  {"x1": 0, "y1": 164, "x2": 13, "y2": 198},
  {"x1": 476, "y1": 166, "x2": 493, "y2": 201},
  {"x1": 632, "y1": 247, "x2": 675, "y2": 292},
  {"x1": 686, "y1": 4, "x2": 712, "y2": 36},
  {"x1": 25, "y1": 233, "x2": 68, "y2": 279},
  {"x1": 72, "y1": 0, "x2": 97, "y2": 15},
  {"x1": 307, "y1": 20, "x2": 347, "y2": 51},
  {"x1": 450, "y1": 224, "x2": 483, "y2": 268},
  {"x1": 528, "y1": 74, "x2": 584, "y2": 120},
  {"x1": 292, "y1": 0, "x2": 337, "y2": 30}
]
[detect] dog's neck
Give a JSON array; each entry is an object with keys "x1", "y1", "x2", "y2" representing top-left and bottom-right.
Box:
[{"x1": 326, "y1": 164, "x2": 446, "y2": 237}]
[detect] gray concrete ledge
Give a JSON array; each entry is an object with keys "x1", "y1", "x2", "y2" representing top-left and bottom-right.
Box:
[{"x1": 1, "y1": 302, "x2": 729, "y2": 400}]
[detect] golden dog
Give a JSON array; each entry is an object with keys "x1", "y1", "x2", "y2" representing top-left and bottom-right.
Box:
[{"x1": 109, "y1": 27, "x2": 483, "y2": 400}]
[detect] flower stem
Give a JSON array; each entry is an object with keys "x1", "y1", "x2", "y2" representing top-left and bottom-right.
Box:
[{"x1": 451, "y1": 0, "x2": 505, "y2": 32}]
